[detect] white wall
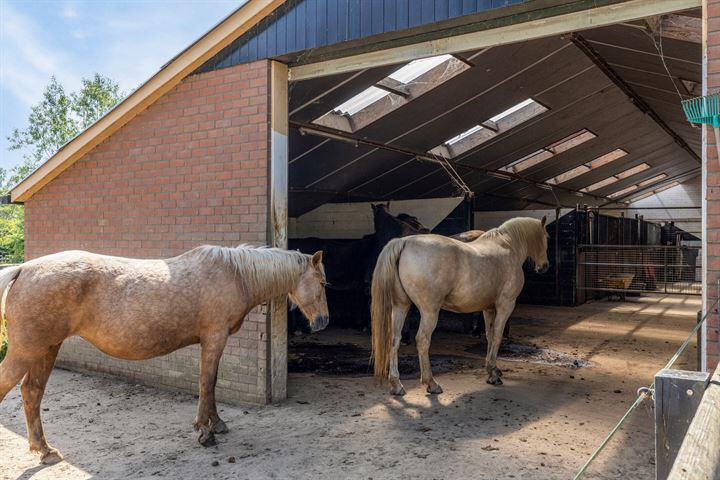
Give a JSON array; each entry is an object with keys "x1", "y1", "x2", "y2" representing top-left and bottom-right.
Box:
[
  {"x1": 474, "y1": 209, "x2": 573, "y2": 231},
  {"x1": 624, "y1": 177, "x2": 701, "y2": 239},
  {"x1": 289, "y1": 197, "x2": 464, "y2": 239}
]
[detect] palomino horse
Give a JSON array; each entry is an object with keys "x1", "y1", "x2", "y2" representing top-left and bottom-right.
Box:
[
  {"x1": 371, "y1": 217, "x2": 548, "y2": 395},
  {"x1": 0, "y1": 245, "x2": 328, "y2": 463}
]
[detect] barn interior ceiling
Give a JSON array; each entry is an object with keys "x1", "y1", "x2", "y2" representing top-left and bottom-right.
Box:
[{"x1": 287, "y1": 11, "x2": 701, "y2": 217}]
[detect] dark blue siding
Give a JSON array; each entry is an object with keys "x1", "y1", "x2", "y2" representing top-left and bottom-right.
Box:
[{"x1": 197, "y1": 0, "x2": 531, "y2": 73}]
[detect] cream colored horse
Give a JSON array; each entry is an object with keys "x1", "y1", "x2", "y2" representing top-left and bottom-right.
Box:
[
  {"x1": 371, "y1": 217, "x2": 548, "y2": 395},
  {"x1": 0, "y1": 245, "x2": 328, "y2": 464}
]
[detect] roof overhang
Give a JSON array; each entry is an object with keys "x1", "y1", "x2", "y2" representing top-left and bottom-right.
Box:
[{"x1": 10, "y1": 0, "x2": 284, "y2": 203}]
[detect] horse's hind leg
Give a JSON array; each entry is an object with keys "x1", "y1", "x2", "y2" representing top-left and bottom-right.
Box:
[
  {"x1": 485, "y1": 301, "x2": 515, "y2": 386},
  {"x1": 21, "y1": 344, "x2": 62, "y2": 464},
  {"x1": 0, "y1": 353, "x2": 33, "y2": 403},
  {"x1": 416, "y1": 309, "x2": 442, "y2": 394},
  {"x1": 388, "y1": 303, "x2": 410, "y2": 396},
  {"x1": 194, "y1": 332, "x2": 228, "y2": 447}
]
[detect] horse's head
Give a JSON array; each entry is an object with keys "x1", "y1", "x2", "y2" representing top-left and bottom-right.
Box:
[
  {"x1": 396, "y1": 213, "x2": 430, "y2": 235},
  {"x1": 530, "y1": 216, "x2": 550, "y2": 274},
  {"x1": 289, "y1": 251, "x2": 330, "y2": 332}
]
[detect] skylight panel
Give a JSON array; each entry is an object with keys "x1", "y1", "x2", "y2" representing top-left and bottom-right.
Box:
[
  {"x1": 545, "y1": 149, "x2": 627, "y2": 185},
  {"x1": 389, "y1": 55, "x2": 454, "y2": 84},
  {"x1": 628, "y1": 180, "x2": 679, "y2": 203},
  {"x1": 608, "y1": 185, "x2": 639, "y2": 199},
  {"x1": 489, "y1": 98, "x2": 537, "y2": 122},
  {"x1": 446, "y1": 125, "x2": 485, "y2": 145},
  {"x1": 491, "y1": 99, "x2": 549, "y2": 131},
  {"x1": 501, "y1": 150, "x2": 554, "y2": 173},
  {"x1": 581, "y1": 176, "x2": 619, "y2": 192},
  {"x1": 587, "y1": 149, "x2": 628, "y2": 169},
  {"x1": 638, "y1": 173, "x2": 668, "y2": 187},
  {"x1": 333, "y1": 86, "x2": 390, "y2": 116},
  {"x1": 499, "y1": 129, "x2": 595, "y2": 174},
  {"x1": 616, "y1": 163, "x2": 650, "y2": 179},
  {"x1": 318, "y1": 54, "x2": 469, "y2": 132},
  {"x1": 580, "y1": 163, "x2": 652, "y2": 193},
  {"x1": 653, "y1": 181, "x2": 680, "y2": 193},
  {"x1": 547, "y1": 130, "x2": 597, "y2": 154},
  {"x1": 429, "y1": 98, "x2": 550, "y2": 158},
  {"x1": 629, "y1": 191, "x2": 655, "y2": 202}
]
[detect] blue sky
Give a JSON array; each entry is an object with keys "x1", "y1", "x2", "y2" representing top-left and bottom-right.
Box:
[{"x1": 0, "y1": 0, "x2": 244, "y2": 173}]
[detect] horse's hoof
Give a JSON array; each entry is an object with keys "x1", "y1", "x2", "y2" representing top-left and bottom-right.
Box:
[
  {"x1": 198, "y1": 431, "x2": 217, "y2": 447},
  {"x1": 40, "y1": 448, "x2": 64, "y2": 465},
  {"x1": 486, "y1": 377, "x2": 503, "y2": 386},
  {"x1": 390, "y1": 386, "x2": 406, "y2": 396},
  {"x1": 212, "y1": 419, "x2": 229, "y2": 434},
  {"x1": 427, "y1": 384, "x2": 443, "y2": 395}
]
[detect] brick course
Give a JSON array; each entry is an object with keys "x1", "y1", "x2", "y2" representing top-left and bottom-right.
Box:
[
  {"x1": 24, "y1": 60, "x2": 273, "y2": 404},
  {"x1": 708, "y1": 0, "x2": 720, "y2": 369}
]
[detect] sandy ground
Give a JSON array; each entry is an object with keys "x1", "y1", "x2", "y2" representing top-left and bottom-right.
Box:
[{"x1": 0, "y1": 294, "x2": 700, "y2": 480}]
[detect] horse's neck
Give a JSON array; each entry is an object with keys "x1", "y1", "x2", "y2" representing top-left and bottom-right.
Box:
[
  {"x1": 243, "y1": 256, "x2": 302, "y2": 306},
  {"x1": 484, "y1": 232, "x2": 529, "y2": 265}
]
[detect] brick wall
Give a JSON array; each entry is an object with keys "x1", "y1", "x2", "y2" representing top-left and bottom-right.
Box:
[
  {"x1": 23, "y1": 60, "x2": 273, "y2": 404},
  {"x1": 706, "y1": 0, "x2": 720, "y2": 368}
]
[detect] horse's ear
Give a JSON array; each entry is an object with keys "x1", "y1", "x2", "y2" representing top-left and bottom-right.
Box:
[
  {"x1": 311, "y1": 250, "x2": 323, "y2": 267},
  {"x1": 541, "y1": 215, "x2": 547, "y2": 227}
]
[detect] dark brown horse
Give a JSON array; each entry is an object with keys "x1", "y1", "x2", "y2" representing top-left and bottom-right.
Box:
[{"x1": 289, "y1": 204, "x2": 430, "y2": 333}]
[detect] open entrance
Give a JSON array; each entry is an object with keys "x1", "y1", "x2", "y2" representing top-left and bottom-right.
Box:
[{"x1": 281, "y1": 7, "x2": 701, "y2": 477}]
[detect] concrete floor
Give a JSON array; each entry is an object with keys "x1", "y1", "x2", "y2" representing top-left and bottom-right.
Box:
[{"x1": 0, "y1": 294, "x2": 700, "y2": 479}]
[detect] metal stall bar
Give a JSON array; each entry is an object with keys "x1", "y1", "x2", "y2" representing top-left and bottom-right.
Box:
[{"x1": 577, "y1": 245, "x2": 702, "y2": 296}]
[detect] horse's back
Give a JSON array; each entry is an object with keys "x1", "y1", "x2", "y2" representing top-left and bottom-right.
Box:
[{"x1": 396, "y1": 234, "x2": 514, "y2": 312}]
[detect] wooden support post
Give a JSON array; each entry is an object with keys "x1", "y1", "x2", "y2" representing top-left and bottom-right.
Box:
[
  {"x1": 655, "y1": 369, "x2": 710, "y2": 479},
  {"x1": 668, "y1": 365, "x2": 720, "y2": 479},
  {"x1": 268, "y1": 60, "x2": 289, "y2": 403}
]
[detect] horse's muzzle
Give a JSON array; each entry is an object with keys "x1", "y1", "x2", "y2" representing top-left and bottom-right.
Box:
[
  {"x1": 311, "y1": 315, "x2": 330, "y2": 332},
  {"x1": 536, "y1": 263, "x2": 549, "y2": 274}
]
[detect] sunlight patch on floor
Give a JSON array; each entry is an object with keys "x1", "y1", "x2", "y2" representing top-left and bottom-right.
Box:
[{"x1": 0, "y1": 427, "x2": 92, "y2": 480}]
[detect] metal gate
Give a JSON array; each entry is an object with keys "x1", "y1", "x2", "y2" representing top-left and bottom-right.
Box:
[{"x1": 577, "y1": 245, "x2": 701, "y2": 296}]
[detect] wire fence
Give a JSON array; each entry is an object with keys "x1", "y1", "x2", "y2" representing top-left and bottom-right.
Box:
[{"x1": 577, "y1": 245, "x2": 701, "y2": 296}]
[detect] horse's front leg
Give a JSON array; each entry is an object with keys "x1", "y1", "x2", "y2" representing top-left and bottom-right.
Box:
[
  {"x1": 194, "y1": 331, "x2": 228, "y2": 447},
  {"x1": 208, "y1": 369, "x2": 229, "y2": 435},
  {"x1": 485, "y1": 301, "x2": 515, "y2": 385}
]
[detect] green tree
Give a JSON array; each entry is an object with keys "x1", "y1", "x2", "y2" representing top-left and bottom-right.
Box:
[
  {"x1": 0, "y1": 74, "x2": 123, "y2": 361},
  {"x1": 7, "y1": 73, "x2": 125, "y2": 187}
]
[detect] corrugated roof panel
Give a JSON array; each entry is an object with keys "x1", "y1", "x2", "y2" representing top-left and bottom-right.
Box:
[{"x1": 196, "y1": 0, "x2": 532, "y2": 73}]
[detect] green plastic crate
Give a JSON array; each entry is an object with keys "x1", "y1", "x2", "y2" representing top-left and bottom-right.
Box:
[{"x1": 682, "y1": 93, "x2": 720, "y2": 128}]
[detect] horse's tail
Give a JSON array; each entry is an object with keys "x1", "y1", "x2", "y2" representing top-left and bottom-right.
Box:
[
  {"x1": 0, "y1": 265, "x2": 21, "y2": 313},
  {"x1": 371, "y1": 237, "x2": 407, "y2": 381},
  {"x1": 0, "y1": 264, "x2": 21, "y2": 310}
]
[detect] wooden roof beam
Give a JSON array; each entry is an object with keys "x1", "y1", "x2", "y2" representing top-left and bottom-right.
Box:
[{"x1": 645, "y1": 14, "x2": 701, "y2": 44}]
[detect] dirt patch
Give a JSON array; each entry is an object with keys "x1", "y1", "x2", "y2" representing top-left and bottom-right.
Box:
[
  {"x1": 288, "y1": 342, "x2": 478, "y2": 376},
  {"x1": 288, "y1": 340, "x2": 590, "y2": 376},
  {"x1": 467, "y1": 342, "x2": 593, "y2": 368}
]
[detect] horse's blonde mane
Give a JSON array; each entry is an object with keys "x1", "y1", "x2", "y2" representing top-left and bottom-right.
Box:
[
  {"x1": 188, "y1": 245, "x2": 310, "y2": 294},
  {"x1": 480, "y1": 217, "x2": 546, "y2": 261}
]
